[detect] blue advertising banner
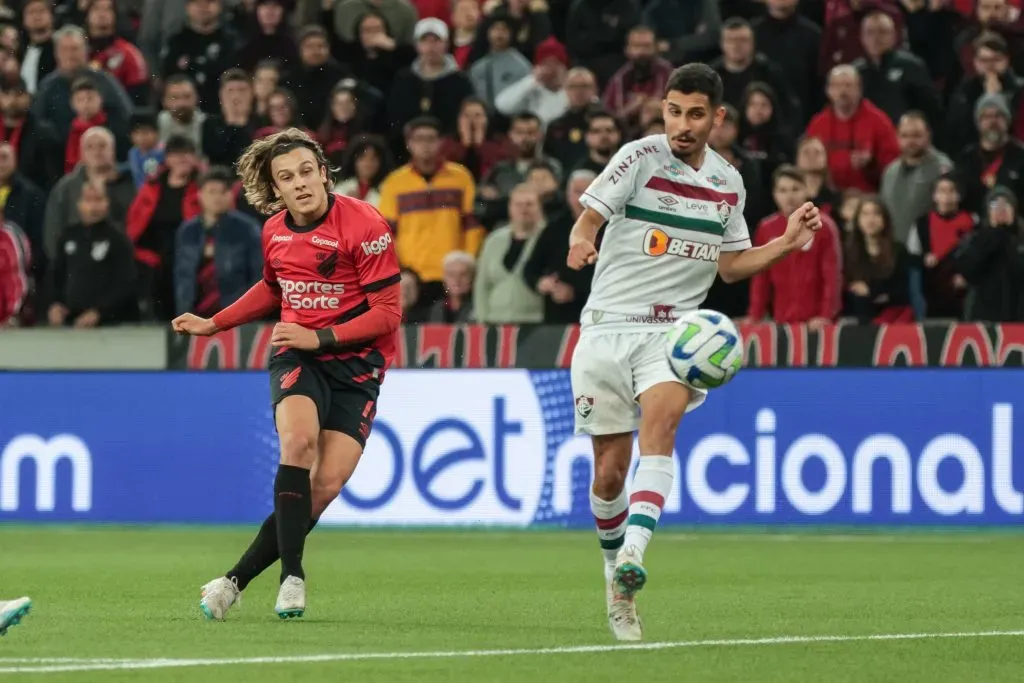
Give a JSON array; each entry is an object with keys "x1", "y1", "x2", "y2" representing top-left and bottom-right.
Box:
[{"x1": 0, "y1": 370, "x2": 1021, "y2": 526}]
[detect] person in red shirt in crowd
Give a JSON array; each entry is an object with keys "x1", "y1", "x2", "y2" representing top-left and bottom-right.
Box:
[
  {"x1": 602, "y1": 26, "x2": 674, "y2": 127},
  {"x1": 87, "y1": 0, "x2": 148, "y2": 106},
  {"x1": 805, "y1": 64, "x2": 899, "y2": 192},
  {"x1": 819, "y1": 0, "x2": 904, "y2": 76},
  {"x1": 450, "y1": 0, "x2": 481, "y2": 68},
  {"x1": 66, "y1": 79, "x2": 110, "y2": 173},
  {"x1": 440, "y1": 96, "x2": 509, "y2": 181},
  {"x1": 128, "y1": 135, "x2": 202, "y2": 321},
  {"x1": 907, "y1": 173, "x2": 975, "y2": 318},
  {"x1": 747, "y1": 165, "x2": 842, "y2": 329},
  {"x1": 173, "y1": 129, "x2": 401, "y2": 623},
  {"x1": 0, "y1": 218, "x2": 30, "y2": 327},
  {"x1": 843, "y1": 194, "x2": 914, "y2": 323}
]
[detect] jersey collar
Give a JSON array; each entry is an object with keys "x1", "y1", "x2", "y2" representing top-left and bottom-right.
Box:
[{"x1": 284, "y1": 193, "x2": 335, "y2": 234}]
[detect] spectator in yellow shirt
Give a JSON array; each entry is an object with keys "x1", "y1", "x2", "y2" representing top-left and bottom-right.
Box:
[{"x1": 378, "y1": 116, "x2": 484, "y2": 305}]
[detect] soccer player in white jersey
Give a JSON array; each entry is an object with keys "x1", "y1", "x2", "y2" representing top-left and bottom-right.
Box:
[
  {"x1": 566, "y1": 64, "x2": 821, "y2": 642},
  {"x1": 0, "y1": 596, "x2": 31, "y2": 636}
]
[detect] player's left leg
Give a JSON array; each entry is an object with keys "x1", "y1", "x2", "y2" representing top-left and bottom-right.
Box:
[
  {"x1": 615, "y1": 333, "x2": 706, "y2": 597},
  {"x1": 0, "y1": 597, "x2": 31, "y2": 636}
]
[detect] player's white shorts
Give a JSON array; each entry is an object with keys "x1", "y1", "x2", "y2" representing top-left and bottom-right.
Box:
[{"x1": 571, "y1": 330, "x2": 707, "y2": 436}]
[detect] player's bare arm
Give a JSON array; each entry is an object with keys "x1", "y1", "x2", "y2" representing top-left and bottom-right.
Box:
[
  {"x1": 567, "y1": 207, "x2": 605, "y2": 270},
  {"x1": 171, "y1": 280, "x2": 282, "y2": 336},
  {"x1": 717, "y1": 202, "x2": 822, "y2": 283}
]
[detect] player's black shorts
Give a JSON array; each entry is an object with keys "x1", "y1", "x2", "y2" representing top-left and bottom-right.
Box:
[{"x1": 269, "y1": 349, "x2": 381, "y2": 448}]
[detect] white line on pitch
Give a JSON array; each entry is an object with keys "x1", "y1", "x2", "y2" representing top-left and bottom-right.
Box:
[{"x1": 1, "y1": 630, "x2": 1022, "y2": 674}]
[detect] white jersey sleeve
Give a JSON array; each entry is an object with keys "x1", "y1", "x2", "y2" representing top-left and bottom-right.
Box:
[
  {"x1": 721, "y1": 175, "x2": 752, "y2": 252},
  {"x1": 579, "y1": 143, "x2": 645, "y2": 221}
]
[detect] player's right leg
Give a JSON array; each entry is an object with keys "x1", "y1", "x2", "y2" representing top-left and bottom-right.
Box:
[
  {"x1": 201, "y1": 353, "x2": 324, "y2": 621},
  {"x1": 571, "y1": 333, "x2": 643, "y2": 641},
  {"x1": 0, "y1": 597, "x2": 31, "y2": 636}
]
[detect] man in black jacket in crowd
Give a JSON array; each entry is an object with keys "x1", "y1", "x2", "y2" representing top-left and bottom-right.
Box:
[{"x1": 47, "y1": 180, "x2": 137, "y2": 327}]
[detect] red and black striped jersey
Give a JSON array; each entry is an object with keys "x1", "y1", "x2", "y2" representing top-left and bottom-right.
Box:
[{"x1": 263, "y1": 193, "x2": 400, "y2": 370}]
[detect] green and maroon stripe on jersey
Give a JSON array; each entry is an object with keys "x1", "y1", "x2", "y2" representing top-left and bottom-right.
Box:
[{"x1": 645, "y1": 176, "x2": 739, "y2": 205}]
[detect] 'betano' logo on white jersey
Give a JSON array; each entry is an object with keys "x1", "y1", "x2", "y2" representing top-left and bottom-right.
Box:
[
  {"x1": 311, "y1": 236, "x2": 339, "y2": 249},
  {"x1": 642, "y1": 228, "x2": 721, "y2": 262},
  {"x1": 361, "y1": 233, "x2": 392, "y2": 256},
  {"x1": 278, "y1": 278, "x2": 344, "y2": 309}
]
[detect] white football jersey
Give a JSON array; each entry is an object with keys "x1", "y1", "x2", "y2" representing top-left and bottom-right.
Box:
[{"x1": 579, "y1": 134, "x2": 752, "y2": 331}]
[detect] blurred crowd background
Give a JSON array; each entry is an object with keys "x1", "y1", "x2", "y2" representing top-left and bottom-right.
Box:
[{"x1": 0, "y1": 0, "x2": 1022, "y2": 332}]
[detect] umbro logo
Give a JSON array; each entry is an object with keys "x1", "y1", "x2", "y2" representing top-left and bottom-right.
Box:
[{"x1": 658, "y1": 195, "x2": 679, "y2": 207}]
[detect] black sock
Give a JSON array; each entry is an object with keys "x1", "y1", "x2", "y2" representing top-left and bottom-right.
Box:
[
  {"x1": 227, "y1": 513, "x2": 277, "y2": 591},
  {"x1": 227, "y1": 516, "x2": 319, "y2": 591},
  {"x1": 274, "y1": 464, "x2": 312, "y2": 582}
]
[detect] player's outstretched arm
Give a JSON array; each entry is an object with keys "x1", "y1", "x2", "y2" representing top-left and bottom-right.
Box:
[
  {"x1": 567, "y1": 207, "x2": 605, "y2": 270},
  {"x1": 717, "y1": 202, "x2": 822, "y2": 283},
  {"x1": 170, "y1": 280, "x2": 281, "y2": 336}
]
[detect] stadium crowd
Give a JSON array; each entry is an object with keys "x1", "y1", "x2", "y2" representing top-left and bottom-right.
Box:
[{"x1": 0, "y1": 0, "x2": 1022, "y2": 330}]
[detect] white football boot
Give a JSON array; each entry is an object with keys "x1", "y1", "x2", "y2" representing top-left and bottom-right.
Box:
[
  {"x1": 199, "y1": 577, "x2": 240, "y2": 621},
  {"x1": 0, "y1": 597, "x2": 32, "y2": 636},
  {"x1": 274, "y1": 576, "x2": 305, "y2": 619}
]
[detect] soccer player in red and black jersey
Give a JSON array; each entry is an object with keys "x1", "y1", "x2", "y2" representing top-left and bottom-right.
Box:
[{"x1": 172, "y1": 129, "x2": 401, "y2": 621}]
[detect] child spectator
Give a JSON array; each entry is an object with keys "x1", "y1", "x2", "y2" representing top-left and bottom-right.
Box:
[
  {"x1": 66, "y1": 79, "x2": 108, "y2": 172},
  {"x1": 796, "y1": 135, "x2": 841, "y2": 217},
  {"x1": 47, "y1": 180, "x2": 137, "y2": 327},
  {"x1": 173, "y1": 167, "x2": 262, "y2": 318},
  {"x1": 747, "y1": 166, "x2": 843, "y2": 329},
  {"x1": 907, "y1": 174, "x2": 975, "y2": 318},
  {"x1": 128, "y1": 111, "x2": 164, "y2": 189},
  {"x1": 127, "y1": 135, "x2": 202, "y2": 321},
  {"x1": 844, "y1": 195, "x2": 914, "y2": 324},
  {"x1": 954, "y1": 186, "x2": 1024, "y2": 322}
]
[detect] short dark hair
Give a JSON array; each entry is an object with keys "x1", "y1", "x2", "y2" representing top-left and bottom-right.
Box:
[
  {"x1": 510, "y1": 111, "x2": 541, "y2": 128},
  {"x1": 403, "y1": 115, "x2": 442, "y2": 138},
  {"x1": 772, "y1": 164, "x2": 805, "y2": 187},
  {"x1": 198, "y1": 166, "x2": 235, "y2": 188},
  {"x1": 165, "y1": 135, "x2": 197, "y2": 155},
  {"x1": 722, "y1": 17, "x2": 751, "y2": 32},
  {"x1": 129, "y1": 109, "x2": 158, "y2": 131},
  {"x1": 974, "y1": 30, "x2": 1008, "y2": 56},
  {"x1": 70, "y1": 77, "x2": 98, "y2": 95},
  {"x1": 165, "y1": 73, "x2": 195, "y2": 90},
  {"x1": 664, "y1": 63, "x2": 724, "y2": 108},
  {"x1": 220, "y1": 68, "x2": 250, "y2": 87}
]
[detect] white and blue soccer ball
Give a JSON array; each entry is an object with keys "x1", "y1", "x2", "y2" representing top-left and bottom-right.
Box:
[{"x1": 664, "y1": 309, "x2": 744, "y2": 390}]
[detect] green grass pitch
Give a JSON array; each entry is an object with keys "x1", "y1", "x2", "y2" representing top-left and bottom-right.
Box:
[{"x1": 1, "y1": 527, "x2": 1023, "y2": 682}]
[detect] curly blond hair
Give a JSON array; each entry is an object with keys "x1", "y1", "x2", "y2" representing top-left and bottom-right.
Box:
[{"x1": 235, "y1": 128, "x2": 334, "y2": 215}]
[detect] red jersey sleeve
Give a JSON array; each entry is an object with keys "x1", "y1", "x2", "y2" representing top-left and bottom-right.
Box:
[{"x1": 350, "y1": 205, "x2": 401, "y2": 293}]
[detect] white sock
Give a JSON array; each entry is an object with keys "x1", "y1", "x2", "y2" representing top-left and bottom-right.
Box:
[
  {"x1": 590, "y1": 488, "x2": 628, "y2": 580},
  {"x1": 623, "y1": 455, "x2": 674, "y2": 562}
]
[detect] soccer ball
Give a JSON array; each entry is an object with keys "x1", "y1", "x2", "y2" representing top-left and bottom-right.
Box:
[{"x1": 664, "y1": 309, "x2": 743, "y2": 390}]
